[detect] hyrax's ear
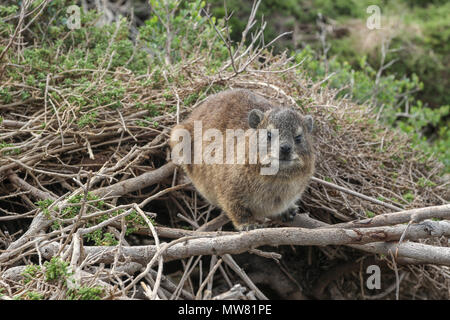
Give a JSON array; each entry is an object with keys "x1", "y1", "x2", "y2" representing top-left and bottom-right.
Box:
[
  {"x1": 248, "y1": 109, "x2": 264, "y2": 129},
  {"x1": 304, "y1": 115, "x2": 313, "y2": 133}
]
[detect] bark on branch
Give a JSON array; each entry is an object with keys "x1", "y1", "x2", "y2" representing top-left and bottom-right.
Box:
[
  {"x1": 39, "y1": 220, "x2": 450, "y2": 266},
  {"x1": 92, "y1": 162, "x2": 175, "y2": 198},
  {"x1": 320, "y1": 204, "x2": 450, "y2": 229}
]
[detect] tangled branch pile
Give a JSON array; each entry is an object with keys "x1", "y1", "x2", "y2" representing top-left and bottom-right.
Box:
[{"x1": 0, "y1": 0, "x2": 448, "y2": 300}]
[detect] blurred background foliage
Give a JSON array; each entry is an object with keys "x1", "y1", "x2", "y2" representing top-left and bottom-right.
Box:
[{"x1": 207, "y1": 0, "x2": 449, "y2": 171}]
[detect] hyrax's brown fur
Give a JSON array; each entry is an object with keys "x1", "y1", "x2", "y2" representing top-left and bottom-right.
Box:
[{"x1": 169, "y1": 89, "x2": 315, "y2": 230}]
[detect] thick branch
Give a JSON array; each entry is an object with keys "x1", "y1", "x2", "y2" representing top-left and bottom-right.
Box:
[
  {"x1": 92, "y1": 162, "x2": 175, "y2": 198},
  {"x1": 8, "y1": 171, "x2": 57, "y2": 201},
  {"x1": 320, "y1": 204, "x2": 450, "y2": 229},
  {"x1": 39, "y1": 221, "x2": 450, "y2": 266}
]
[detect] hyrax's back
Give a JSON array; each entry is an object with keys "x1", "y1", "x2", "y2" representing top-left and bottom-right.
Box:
[
  {"x1": 169, "y1": 89, "x2": 315, "y2": 230},
  {"x1": 178, "y1": 89, "x2": 272, "y2": 132}
]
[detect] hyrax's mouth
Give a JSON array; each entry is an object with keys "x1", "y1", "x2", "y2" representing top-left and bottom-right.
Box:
[{"x1": 263, "y1": 156, "x2": 303, "y2": 168}]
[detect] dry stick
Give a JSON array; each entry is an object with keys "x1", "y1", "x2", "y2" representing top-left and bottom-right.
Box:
[
  {"x1": 133, "y1": 204, "x2": 163, "y2": 300},
  {"x1": 0, "y1": 0, "x2": 28, "y2": 68},
  {"x1": 222, "y1": 254, "x2": 269, "y2": 300},
  {"x1": 154, "y1": 226, "x2": 233, "y2": 239},
  {"x1": 195, "y1": 258, "x2": 222, "y2": 300},
  {"x1": 0, "y1": 119, "x2": 27, "y2": 128},
  {"x1": 365, "y1": 272, "x2": 406, "y2": 300},
  {"x1": 67, "y1": 175, "x2": 93, "y2": 266},
  {"x1": 122, "y1": 235, "x2": 204, "y2": 294},
  {"x1": 320, "y1": 204, "x2": 450, "y2": 229},
  {"x1": 358, "y1": 241, "x2": 450, "y2": 266},
  {"x1": 7, "y1": 171, "x2": 57, "y2": 201},
  {"x1": 234, "y1": 80, "x2": 297, "y2": 106},
  {"x1": 155, "y1": 210, "x2": 450, "y2": 265},
  {"x1": 212, "y1": 284, "x2": 248, "y2": 300},
  {"x1": 171, "y1": 256, "x2": 202, "y2": 300},
  {"x1": 0, "y1": 173, "x2": 59, "y2": 263},
  {"x1": 7, "y1": 157, "x2": 84, "y2": 179},
  {"x1": 92, "y1": 162, "x2": 176, "y2": 198},
  {"x1": 205, "y1": 255, "x2": 218, "y2": 300},
  {"x1": 310, "y1": 176, "x2": 404, "y2": 211},
  {"x1": 138, "y1": 183, "x2": 189, "y2": 208},
  {"x1": 146, "y1": 268, "x2": 194, "y2": 300},
  {"x1": 197, "y1": 213, "x2": 230, "y2": 232},
  {"x1": 1, "y1": 265, "x2": 124, "y2": 299},
  {"x1": 0, "y1": 144, "x2": 82, "y2": 177}
]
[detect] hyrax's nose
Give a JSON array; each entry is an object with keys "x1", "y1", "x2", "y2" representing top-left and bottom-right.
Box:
[{"x1": 280, "y1": 144, "x2": 292, "y2": 155}]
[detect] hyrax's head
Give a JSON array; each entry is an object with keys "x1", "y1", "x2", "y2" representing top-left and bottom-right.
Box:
[{"x1": 248, "y1": 107, "x2": 314, "y2": 172}]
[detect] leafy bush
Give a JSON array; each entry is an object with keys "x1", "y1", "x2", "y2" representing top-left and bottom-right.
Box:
[{"x1": 295, "y1": 46, "x2": 449, "y2": 171}]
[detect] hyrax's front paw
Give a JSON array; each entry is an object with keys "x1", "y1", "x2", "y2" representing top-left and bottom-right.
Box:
[{"x1": 280, "y1": 206, "x2": 298, "y2": 222}]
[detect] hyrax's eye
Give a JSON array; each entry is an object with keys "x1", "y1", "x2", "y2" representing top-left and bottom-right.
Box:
[
  {"x1": 267, "y1": 131, "x2": 272, "y2": 141},
  {"x1": 295, "y1": 134, "x2": 302, "y2": 143}
]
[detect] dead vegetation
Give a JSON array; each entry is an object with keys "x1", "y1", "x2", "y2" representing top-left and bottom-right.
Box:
[{"x1": 0, "y1": 0, "x2": 449, "y2": 300}]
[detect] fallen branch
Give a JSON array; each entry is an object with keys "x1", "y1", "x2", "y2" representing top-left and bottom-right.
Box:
[
  {"x1": 320, "y1": 204, "x2": 450, "y2": 229},
  {"x1": 39, "y1": 220, "x2": 450, "y2": 266},
  {"x1": 92, "y1": 162, "x2": 176, "y2": 198},
  {"x1": 8, "y1": 171, "x2": 57, "y2": 201}
]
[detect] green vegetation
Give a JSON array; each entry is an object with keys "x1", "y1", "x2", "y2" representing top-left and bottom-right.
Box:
[
  {"x1": 26, "y1": 292, "x2": 44, "y2": 300},
  {"x1": 44, "y1": 257, "x2": 72, "y2": 281},
  {"x1": 77, "y1": 111, "x2": 98, "y2": 128},
  {"x1": 22, "y1": 264, "x2": 41, "y2": 284},
  {"x1": 36, "y1": 199, "x2": 55, "y2": 218},
  {"x1": 34, "y1": 192, "x2": 148, "y2": 245},
  {"x1": 366, "y1": 210, "x2": 375, "y2": 218},
  {"x1": 66, "y1": 286, "x2": 103, "y2": 300},
  {"x1": 402, "y1": 191, "x2": 415, "y2": 203},
  {"x1": 18, "y1": 257, "x2": 104, "y2": 300}
]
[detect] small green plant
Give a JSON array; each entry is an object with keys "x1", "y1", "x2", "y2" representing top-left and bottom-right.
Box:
[
  {"x1": 36, "y1": 199, "x2": 55, "y2": 218},
  {"x1": 44, "y1": 257, "x2": 71, "y2": 281},
  {"x1": 77, "y1": 111, "x2": 98, "y2": 128},
  {"x1": 26, "y1": 291, "x2": 44, "y2": 300},
  {"x1": 84, "y1": 229, "x2": 118, "y2": 246},
  {"x1": 61, "y1": 192, "x2": 104, "y2": 219},
  {"x1": 0, "y1": 141, "x2": 20, "y2": 155},
  {"x1": 417, "y1": 177, "x2": 437, "y2": 188},
  {"x1": 183, "y1": 93, "x2": 199, "y2": 105},
  {"x1": 0, "y1": 87, "x2": 12, "y2": 103},
  {"x1": 22, "y1": 264, "x2": 42, "y2": 284},
  {"x1": 402, "y1": 191, "x2": 415, "y2": 203},
  {"x1": 366, "y1": 211, "x2": 375, "y2": 218},
  {"x1": 66, "y1": 286, "x2": 103, "y2": 300}
]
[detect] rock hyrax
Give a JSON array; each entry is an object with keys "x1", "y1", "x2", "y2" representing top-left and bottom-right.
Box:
[{"x1": 169, "y1": 89, "x2": 315, "y2": 230}]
